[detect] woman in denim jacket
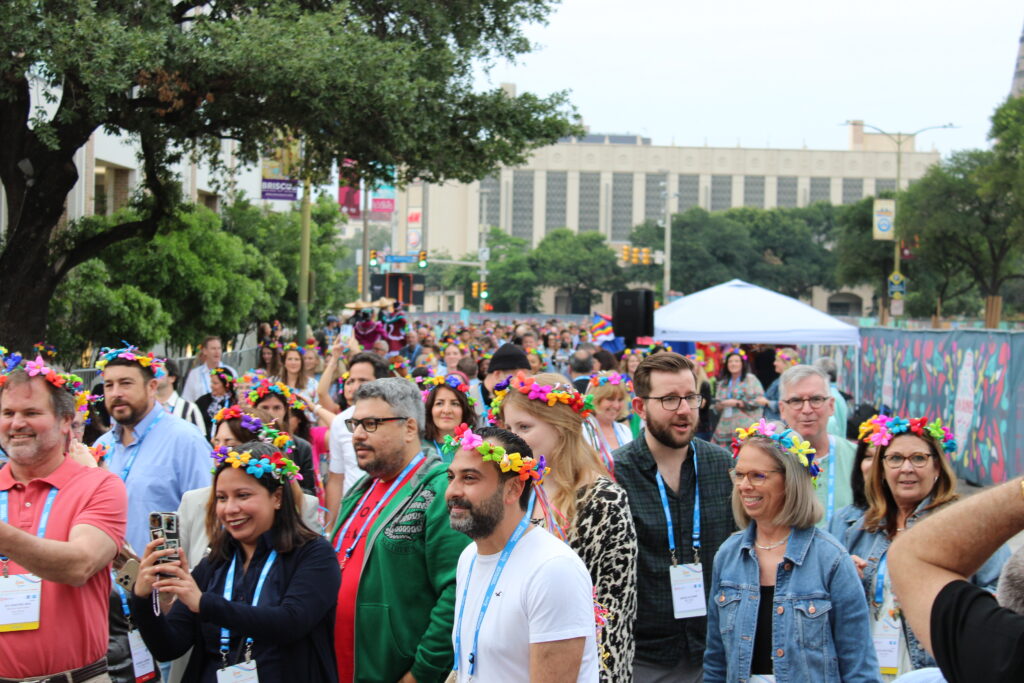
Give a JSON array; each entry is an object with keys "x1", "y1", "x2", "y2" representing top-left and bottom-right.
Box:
[
  {"x1": 704, "y1": 421, "x2": 878, "y2": 682},
  {"x1": 845, "y1": 415, "x2": 1009, "y2": 679}
]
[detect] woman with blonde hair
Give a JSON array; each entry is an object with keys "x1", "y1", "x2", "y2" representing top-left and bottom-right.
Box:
[
  {"x1": 753, "y1": 347, "x2": 800, "y2": 422},
  {"x1": 495, "y1": 371, "x2": 637, "y2": 682},
  {"x1": 844, "y1": 415, "x2": 1009, "y2": 679},
  {"x1": 585, "y1": 371, "x2": 634, "y2": 473}
]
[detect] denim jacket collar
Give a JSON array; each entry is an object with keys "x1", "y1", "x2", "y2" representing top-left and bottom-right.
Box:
[{"x1": 738, "y1": 522, "x2": 817, "y2": 566}]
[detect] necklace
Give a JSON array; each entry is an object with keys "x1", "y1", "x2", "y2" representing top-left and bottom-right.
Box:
[{"x1": 755, "y1": 536, "x2": 787, "y2": 550}]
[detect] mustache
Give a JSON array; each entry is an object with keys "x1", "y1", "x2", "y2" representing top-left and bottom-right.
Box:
[{"x1": 447, "y1": 497, "x2": 473, "y2": 511}]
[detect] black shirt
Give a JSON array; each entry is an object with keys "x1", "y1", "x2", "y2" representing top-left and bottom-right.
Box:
[
  {"x1": 931, "y1": 579, "x2": 1024, "y2": 683},
  {"x1": 751, "y1": 586, "x2": 774, "y2": 675}
]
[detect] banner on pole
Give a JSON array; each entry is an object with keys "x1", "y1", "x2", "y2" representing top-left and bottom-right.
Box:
[
  {"x1": 872, "y1": 199, "x2": 896, "y2": 241},
  {"x1": 260, "y1": 138, "x2": 300, "y2": 201}
]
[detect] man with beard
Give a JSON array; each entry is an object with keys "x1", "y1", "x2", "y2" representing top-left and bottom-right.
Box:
[
  {"x1": 330, "y1": 378, "x2": 469, "y2": 683},
  {"x1": 0, "y1": 363, "x2": 127, "y2": 681},
  {"x1": 445, "y1": 427, "x2": 599, "y2": 682},
  {"x1": 93, "y1": 346, "x2": 212, "y2": 554},
  {"x1": 613, "y1": 352, "x2": 735, "y2": 683}
]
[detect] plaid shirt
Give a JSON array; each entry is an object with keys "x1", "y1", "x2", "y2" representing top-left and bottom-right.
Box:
[{"x1": 613, "y1": 432, "x2": 737, "y2": 668}]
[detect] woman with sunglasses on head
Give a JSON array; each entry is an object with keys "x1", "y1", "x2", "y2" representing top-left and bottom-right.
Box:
[
  {"x1": 843, "y1": 416, "x2": 1009, "y2": 680},
  {"x1": 704, "y1": 421, "x2": 877, "y2": 682},
  {"x1": 132, "y1": 441, "x2": 341, "y2": 682}
]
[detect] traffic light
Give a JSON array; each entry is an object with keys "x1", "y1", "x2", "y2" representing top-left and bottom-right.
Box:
[
  {"x1": 418, "y1": 250, "x2": 428, "y2": 268},
  {"x1": 480, "y1": 282, "x2": 489, "y2": 299},
  {"x1": 368, "y1": 249, "x2": 379, "y2": 266},
  {"x1": 631, "y1": 247, "x2": 640, "y2": 264},
  {"x1": 620, "y1": 244, "x2": 630, "y2": 262},
  {"x1": 641, "y1": 247, "x2": 651, "y2": 265},
  {"x1": 471, "y1": 281, "x2": 479, "y2": 298}
]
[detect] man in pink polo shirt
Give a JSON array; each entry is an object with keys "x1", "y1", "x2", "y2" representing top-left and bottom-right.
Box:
[{"x1": 0, "y1": 364, "x2": 127, "y2": 681}]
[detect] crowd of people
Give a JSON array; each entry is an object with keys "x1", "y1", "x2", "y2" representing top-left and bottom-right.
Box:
[{"x1": 0, "y1": 310, "x2": 1021, "y2": 683}]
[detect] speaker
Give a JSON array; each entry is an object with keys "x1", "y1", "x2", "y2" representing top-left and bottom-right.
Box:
[{"x1": 612, "y1": 289, "x2": 654, "y2": 339}]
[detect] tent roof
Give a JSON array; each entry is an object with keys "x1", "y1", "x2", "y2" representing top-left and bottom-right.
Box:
[{"x1": 654, "y1": 279, "x2": 860, "y2": 345}]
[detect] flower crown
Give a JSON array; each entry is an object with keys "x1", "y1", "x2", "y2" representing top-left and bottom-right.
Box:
[
  {"x1": 419, "y1": 374, "x2": 475, "y2": 405},
  {"x1": 389, "y1": 355, "x2": 409, "y2": 372},
  {"x1": 259, "y1": 340, "x2": 281, "y2": 351},
  {"x1": 588, "y1": 371, "x2": 633, "y2": 393},
  {"x1": 304, "y1": 339, "x2": 321, "y2": 355},
  {"x1": 621, "y1": 348, "x2": 646, "y2": 358},
  {"x1": 0, "y1": 355, "x2": 89, "y2": 414},
  {"x1": 733, "y1": 419, "x2": 820, "y2": 479},
  {"x1": 857, "y1": 414, "x2": 956, "y2": 453},
  {"x1": 95, "y1": 344, "x2": 167, "y2": 379},
  {"x1": 211, "y1": 447, "x2": 302, "y2": 481},
  {"x1": 33, "y1": 342, "x2": 57, "y2": 360},
  {"x1": 442, "y1": 424, "x2": 550, "y2": 485},
  {"x1": 282, "y1": 341, "x2": 305, "y2": 356},
  {"x1": 212, "y1": 405, "x2": 298, "y2": 455},
  {"x1": 777, "y1": 351, "x2": 800, "y2": 365},
  {"x1": 488, "y1": 371, "x2": 594, "y2": 424},
  {"x1": 246, "y1": 379, "x2": 308, "y2": 412},
  {"x1": 724, "y1": 347, "x2": 747, "y2": 360},
  {"x1": 684, "y1": 353, "x2": 706, "y2": 368},
  {"x1": 211, "y1": 366, "x2": 235, "y2": 388}
]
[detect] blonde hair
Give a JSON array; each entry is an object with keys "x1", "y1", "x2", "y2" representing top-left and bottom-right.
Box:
[
  {"x1": 586, "y1": 372, "x2": 631, "y2": 421},
  {"x1": 731, "y1": 437, "x2": 823, "y2": 530},
  {"x1": 863, "y1": 431, "x2": 959, "y2": 536},
  {"x1": 500, "y1": 372, "x2": 609, "y2": 525}
]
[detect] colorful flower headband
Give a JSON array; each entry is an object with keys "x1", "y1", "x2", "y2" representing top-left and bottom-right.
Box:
[
  {"x1": 684, "y1": 353, "x2": 706, "y2": 368},
  {"x1": 442, "y1": 424, "x2": 550, "y2": 485},
  {"x1": 33, "y1": 342, "x2": 57, "y2": 360},
  {"x1": 389, "y1": 355, "x2": 409, "y2": 372},
  {"x1": 0, "y1": 355, "x2": 88, "y2": 414},
  {"x1": 1, "y1": 348, "x2": 23, "y2": 374},
  {"x1": 304, "y1": 339, "x2": 321, "y2": 355},
  {"x1": 259, "y1": 340, "x2": 281, "y2": 350},
  {"x1": 282, "y1": 341, "x2": 305, "y2": 356},
  {"x1": 211, "y1": 366, "x2": 235, "y2": 388},
  {"x1": 589, "y1": 372, "x2": 633, "y2": 393},
  {"x1": 621, "y1": 348, "x2": 646, "y2": 358},
  {"x1": 95, "y1": 344, "x2": 167, "y2": 379},
  {"x1": 733, "y1": 419, "x2": 820, "y2": 479},
  {"x1": 777, "y1": 351, "x2": 800, "y2": 365},
  {"x1": 488, "y1": 371, "x2": 594, "y2": 424},
  {"x1": 212, "y1": 405, "x2": 298, "y2": 455},
  {"x1": 245, "y1": 379, "x2": 308, "y2": 413},
  {"x1": 857, "y1": 414, "x2": 956, "y2": 453},
  {"x1": 211, "y1": 447, "x2": 302, "y2": 481},
  {"x1": 419, "y1": 373, "x2": 475, "y2": 404},
  {"x1": 724, "y1": 347, "x2": 747, "y2": 360}
]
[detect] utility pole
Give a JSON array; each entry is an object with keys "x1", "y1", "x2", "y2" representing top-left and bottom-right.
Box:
[
  {"x1": 361, "y1": 180, "x2": 370, "y2": 299},
  {"x1": 479, "y1": 189, "x2": 490, "y2": 313},
  {"x1": 662, "y1": 181, "x2": 672, "y2": 301},
  {"x1": 297, "y1": 176, "x2": 312, "y2": 342}
]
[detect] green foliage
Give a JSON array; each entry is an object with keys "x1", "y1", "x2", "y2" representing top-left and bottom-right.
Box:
[
  {"x1": 532, "y1": 229, "x2": 624, "y2": 310},
  {"x1": 483, "y1": 228, "x2": 539, "y2": 312},
  {"x1": 832, "y1": 197, "x2": 894, "y2": 301}
]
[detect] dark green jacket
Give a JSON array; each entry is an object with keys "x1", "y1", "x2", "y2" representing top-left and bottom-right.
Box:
[{"x1": 332, "y1": 451, "x2": 469, "y2": 683}]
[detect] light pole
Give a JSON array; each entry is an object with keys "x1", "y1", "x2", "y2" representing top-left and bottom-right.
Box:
[
  {"x1": 847, "y1": 121, "x2": 954, "y2": 320},
  {"x1": 479, "y1": 188, "x2": 491, "y2": 313},
  {"x1": 660, "y1": 178, "x2": 676, "y2": 302}
]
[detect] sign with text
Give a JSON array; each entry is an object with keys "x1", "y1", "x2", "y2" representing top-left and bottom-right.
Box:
[
  {"x1": 260, "y1": 138, "x2": 300, "y2": 201},
  {"x1": 872, "y1": 199, "x2": 896, "y2": 241}
]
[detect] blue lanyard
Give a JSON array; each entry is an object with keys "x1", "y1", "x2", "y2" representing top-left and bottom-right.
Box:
[
  {"x1": 116, "y1": 409, "x2": 165, "y2": 482},
  {"x1": 824, "y1": 436, "x2": 835, "y2": 524},
  {"x1": 874, "y1": 552, "x2": 888, "y2": 607},
  {"x1": 219, "y1": 550, "x2": 278, "y2": 664},
  {"x1": 454, "y1": 494, "x2": 536, "y2": 675},
  {"x1": 332, "y1": 454, "x2": 424, "y2": 563},
  {"x1": 655, "y1": 449, "x2": 700, "y2": 566},
  {"x1": 0, "y1": 487, "x2": 59, "y2": 567},
  {"x1": 113, "y1": 572, "x2": 132, "y2": 621}
]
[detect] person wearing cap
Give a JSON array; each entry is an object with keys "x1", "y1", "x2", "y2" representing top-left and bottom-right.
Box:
[
  {"x1": 445, "y1": 426, "x2": 599, "y2": 682},
  {"x1": 479, "y1": 343, "x2": 531, "y2": 424}
]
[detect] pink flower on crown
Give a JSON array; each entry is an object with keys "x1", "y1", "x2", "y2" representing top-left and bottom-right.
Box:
[
  {"x1": 528, "y1": 384, "x2": 549, "y2": 401},
  {"x1": 461, "y1": 428, "x2": 482, "y2": 451},
  {"x1": 609, "y1": 374, "x2": 622, "y2": 385},
  {"x1": 25, "y1": 357, "x2": 47, "y2": 376},
  {"x1": 755, "y1": 418, "x2": 776, "y2": 437}
]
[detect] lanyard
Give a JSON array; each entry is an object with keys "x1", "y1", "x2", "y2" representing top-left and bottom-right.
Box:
[
  {"x1": 116, "y1": 409, "x2": 165, "y2": 482},
  {"x1": 332, "y1": 454, "x2": 424, "y2": 564},
  {"x1": 874, "y1": 552, "x2": 888, "y2": 608},
  {"x1": 655, "y1": 449, "x2": 700, "y2": 566},
  {"x1": 454, "y1": 494, "x2": 536, "y2": 675},
  {"x1": 824, "y1": 436, "x2": 836, "y2": 524},
  {"x1": 113, "y1": 572, "x2": 132, "y2": 623},
  {"x1": 0, "y1": 487, "x2": 59, "y2": 571},
  {"x1": 220, "y1": 550, "x2": 278, "y2": 665}
]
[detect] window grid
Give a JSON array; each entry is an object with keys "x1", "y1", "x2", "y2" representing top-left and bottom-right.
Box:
[
  {"x1": 645, "y1": 173, "x2": 667, "y2": 222},
  {"x1": 678, "y1": 175, "x2": 700, "y2": 210},
  {"x1": 842, "y1": 178, "x2": 864, "y2": 205},
  {"x1": 809, "y1": 178, "x2": 831, "y2": 204},
  {"x1": 710, "y1": 175, "x2": 732, "y2": 211},
  {"x1": 578, "y1": 172, "x2": 601, "y2": 232},
  {"x1": 511, "y1": 170, "x2": 534, "y2": 239},
  {"x1": 743, "y1": 176, "x2": 765, "y2": 208},
  {"x1": 776, "y1": 176, "x2": 798, "y2": 208},
  {"x1": 479, "y1": 175, "x2": 501, "y2": 228},
  {"x1": 875, "y1": 178, "x2": 897, "y2": 194},
  {"x1": 545, "y1": 171, "x2": 567, "y2": 232},
  {"x1": 611, "y1": 173, "x2": 634, "y2": 240}
]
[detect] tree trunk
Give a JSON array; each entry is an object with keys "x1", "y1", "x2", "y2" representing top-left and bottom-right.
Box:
[
  {"x1": 0, "y1": 242, "x2": 61, "y2": 352},
  {"x1": 984, "y1": 295, "x2": 1003, "y2": 329}
]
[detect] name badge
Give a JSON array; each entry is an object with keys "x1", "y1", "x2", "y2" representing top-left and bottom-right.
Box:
[
  {"x1": 669, "y1": 563, "x2": 706, "y2": 619},
  {"x1": 872, "y1": 613, "x2": 901, "y2": 675},
  {"x1": 0, "y1": 574, "x2": 42, "y2": 631},
  {"x1": 128, "y1": 629, "x2": 157, "y2": 682},
  {"x1": 216, "y1": 660, "x2": 259, "y2": 683}
]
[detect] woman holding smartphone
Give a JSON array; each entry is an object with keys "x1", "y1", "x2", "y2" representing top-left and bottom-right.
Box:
[{"x1": 132, "y1": 441, "x2": 341, "y2": 682}]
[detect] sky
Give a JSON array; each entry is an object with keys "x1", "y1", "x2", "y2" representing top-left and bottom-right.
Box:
[{"x1": 474, "y1": 0, "x2": 1023, "y2": 157}]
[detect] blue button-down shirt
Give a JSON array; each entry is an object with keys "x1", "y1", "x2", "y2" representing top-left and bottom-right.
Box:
[{"x1": 96, "y1": 403, "x2": 213, "y2": 553}]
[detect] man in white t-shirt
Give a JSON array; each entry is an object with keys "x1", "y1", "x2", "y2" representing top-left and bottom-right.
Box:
[{"x1": 445, "y1": 426, "x2": 599, "y2": 682}]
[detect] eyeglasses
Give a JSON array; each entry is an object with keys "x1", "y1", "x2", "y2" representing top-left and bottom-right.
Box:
[
  {"x1": 780, "y1": 395, "x2": 829, "y2": 409},
  {"x1": 729, "y1": 469, "x2": 783, "y2": 486},
  {"x1": 883, "y1": 453, "x2": 934, "y2": 469},
  {"x1": 640, "y1": 394, "x2": 706, "y2": 411},
  {"x1": 344, "y1": 416, "x2": 408, "y2": 433}
]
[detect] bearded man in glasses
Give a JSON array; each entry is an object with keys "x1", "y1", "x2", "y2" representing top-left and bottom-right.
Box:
[
  {"x1": 330, "y1": 378, "x2": 470, "y2": 683},
  {"x1": 778, "y1": 364, "x2": 855, "y2": 529}
]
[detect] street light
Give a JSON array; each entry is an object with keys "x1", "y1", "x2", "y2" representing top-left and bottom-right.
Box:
[{"x1": 845, "y1": 120, "x2": 955, "y2": 320}]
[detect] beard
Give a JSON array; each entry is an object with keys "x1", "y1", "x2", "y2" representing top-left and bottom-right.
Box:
[
  {"x1": 448, "y1": 486, "x2": 506, "y2": 539},
  {"x1": 106, "y1": 398, "x2": 149, "y2": 427},
  {"x1": 646, "y1": 412, "x2": 695, "y2": 450}
]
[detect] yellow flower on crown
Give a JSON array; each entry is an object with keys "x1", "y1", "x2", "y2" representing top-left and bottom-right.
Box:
[
  {"x1": 735, "y1": 425, "x2": 758, "y2": 440},
  {"x1": 790, "y1": 437, "x2": 814, "y2": 458},
  {"x1": 224, "y1": 450, "x2": 253, "y2": 468}
]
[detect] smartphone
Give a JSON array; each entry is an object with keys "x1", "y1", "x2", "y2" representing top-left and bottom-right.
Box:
[{"x1": 148, "y1": 512, "x2": 180, "y2": 567}]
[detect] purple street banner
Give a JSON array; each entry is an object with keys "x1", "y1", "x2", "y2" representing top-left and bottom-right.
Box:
[{"x1": 260, "y1": 138, "x2": 300, "y2": 201}]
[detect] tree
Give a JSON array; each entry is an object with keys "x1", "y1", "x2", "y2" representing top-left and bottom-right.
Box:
[
  {"x1": 0, "y1": 0, "x2": 580, "y2": 349},
  {"x1": 482, "y1": 227, "x2": 539, "y2": 312},
  {"x1": 532, "y1": 229, "x2": 624, "y2": 312},
  {"x1": 833, "y1": 197, "x2": 896, "y2": 316}
]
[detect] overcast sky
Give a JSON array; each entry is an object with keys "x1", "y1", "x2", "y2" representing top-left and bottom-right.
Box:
[{"x1": 474, "y1": 1, "x2": 1023, "y2": 156}]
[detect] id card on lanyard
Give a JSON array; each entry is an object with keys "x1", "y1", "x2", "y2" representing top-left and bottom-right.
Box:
[
  {"x1": 872, "y1": 554, "x2": 901, "y2": 675},
  {"x1": 216, "y1": 550, "x2": 277, "y2": 683},
  {"x1": 656, "y1": 451, "x2": 705, "y2": 619},
  {"x1": 0, "y1": 487, "x2": 57, "y2": 631},
  {"x1": 113, "y1": 576, "x2": 157, "y2": 682}
]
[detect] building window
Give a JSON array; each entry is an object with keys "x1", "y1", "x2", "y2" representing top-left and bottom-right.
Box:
[
  {"x1": 611, "y1": 173, "x2": 633, "y2": 240},
  {"x1": 809, "y1": 177, "x2": 831, "y2": 204},
  {"x1": 645, "y1": 173, "x2": 667, "y2": 222},
  {"x1": 875, "y1": 178, "x2": 896, "y2": 194},
  {"x1": 842, "y1": 178, "x2": 864, "y2": 205},
  {"x1": 479, "y1": 175, "x2": 501, "y2": 228},
  {"x1": 776, "y1": 176, "x2": 798, "y2": 207},
  {"x1": 711, "y1": 175, "x2": 732, "y2": 211},
  {"x1": 743, "y1": 176, "x2": 765, "y2": 208},
  {"x1": 545, "y1": 171, "x2": 567, "y2": 232},
  {"x1": 578, "y1": 172, "x2": 601, "y2": 232},
  {"x1": 511, "y1": 170, "x2": 534, "y2": 239},
  {"x1": 678, "y1": 175, "x2": 700, "y2": 210}
]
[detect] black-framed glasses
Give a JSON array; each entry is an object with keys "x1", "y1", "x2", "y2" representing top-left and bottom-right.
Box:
[
  {"x1": 883, "y1": 453, "x2": 934, "y2": 469},
  {"x1": 639, "y1": 394, "x2": 706, "y2": 411},
  {"x1": 344, "y1": 416, "x2": 408, "y2": 433},
  {"x1": 780, "y1": 395, "x2": 829, "y2": 409},
  {"x1": 729, "y1": 469, "x2": 783, "y2": 486}
]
